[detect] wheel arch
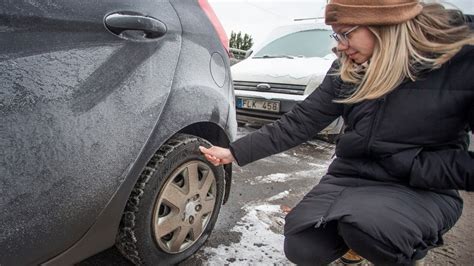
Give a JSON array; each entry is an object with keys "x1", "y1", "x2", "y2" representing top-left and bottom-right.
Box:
[{"x1": 178, "y1": 121, "x2": 232, "y2": 205}]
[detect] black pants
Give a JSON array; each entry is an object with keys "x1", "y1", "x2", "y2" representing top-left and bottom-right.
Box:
[{"x1": 284, "y1": 221, "x2": 425, "y2": 266}]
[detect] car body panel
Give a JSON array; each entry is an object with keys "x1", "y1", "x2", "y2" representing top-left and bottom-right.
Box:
[{"x1": 0, "y1": 0, "x2": 234, "y2": 264}]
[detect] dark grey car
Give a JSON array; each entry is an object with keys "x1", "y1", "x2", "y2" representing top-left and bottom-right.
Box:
[{"x1": 0, "y1": 0, "x2": 236, "y2": 265}]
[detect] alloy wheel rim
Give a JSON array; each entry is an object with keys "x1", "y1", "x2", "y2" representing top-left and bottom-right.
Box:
[{"x1": 152, "y1": 160, "x2": 217, "y2": 253}]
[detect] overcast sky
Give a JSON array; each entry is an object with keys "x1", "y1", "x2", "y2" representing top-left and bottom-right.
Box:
[{"x1": 208, "y1": 0, "x2": 474, "y2": 46}]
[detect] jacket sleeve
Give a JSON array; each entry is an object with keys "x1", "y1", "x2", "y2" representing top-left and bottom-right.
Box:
[
  {"x1": 409, "y1": 104, "x2": 474, "y2": 191},
  {"x1": 230, "y1": 61, "x2": 344, "y2": 166}
]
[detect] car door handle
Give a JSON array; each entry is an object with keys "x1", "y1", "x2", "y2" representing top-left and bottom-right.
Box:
[{"x1": 105, "y1": 13, "x2": 167, "y2": 39}]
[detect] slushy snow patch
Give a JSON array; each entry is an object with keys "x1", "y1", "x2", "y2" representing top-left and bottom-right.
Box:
[
  {"x1": 253, "y1": 173, "x2": 290, "y2": 184},
  {"x1": 201, "y1": 204, "x2": 292, "y2": 265},
  {"x1": 267, "y1": 191, "x2": 290, "y2": 201},
  {"x1": 249, "y1": 168, "x2": 328, "y2": 185}
]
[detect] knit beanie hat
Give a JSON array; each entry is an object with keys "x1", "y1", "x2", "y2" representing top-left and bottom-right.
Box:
[{"x1": 325, "y1": 0, "x2": 423, "y2": 26}]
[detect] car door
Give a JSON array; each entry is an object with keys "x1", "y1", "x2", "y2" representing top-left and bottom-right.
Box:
[{"x1": 0, "y1": 0, "x2": 181, "y2": 264}]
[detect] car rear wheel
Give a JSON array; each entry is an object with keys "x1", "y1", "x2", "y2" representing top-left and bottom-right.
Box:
[{"x1": 116, "y1": 134, "x2": 225, "y2": 265}]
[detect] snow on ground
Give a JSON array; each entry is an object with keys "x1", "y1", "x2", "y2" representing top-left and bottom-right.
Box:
[
  {"x1": 250, "y1": 173, "x2": 291, "y2": 184},
  {"x1": 248, "y1": 168, "x2": 328, "y2": 185},
  {"x1": 201, "y1": 203, "x2": 293, "y2": 265},
  {"x1": 267, "y1": 191, "x2": 290, "y2": 201}
]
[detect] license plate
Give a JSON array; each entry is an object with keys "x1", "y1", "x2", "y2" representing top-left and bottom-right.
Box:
[{"x1": 236, "y1": 97, "x2": 280, "y2": 113}]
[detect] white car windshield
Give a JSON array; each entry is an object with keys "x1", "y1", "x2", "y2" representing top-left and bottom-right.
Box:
[{"x1": 253, "y1": 29, "x2": 334, "y2": 58}]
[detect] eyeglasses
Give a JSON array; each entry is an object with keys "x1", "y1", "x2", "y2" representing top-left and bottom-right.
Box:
[{"x1": 330, "y1": 26, "x2": 359, "y2": 45}]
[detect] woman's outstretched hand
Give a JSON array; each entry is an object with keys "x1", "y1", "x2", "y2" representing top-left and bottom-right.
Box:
[{"x1": 199, "y1": 146, "x2": 235, "y2": 166}]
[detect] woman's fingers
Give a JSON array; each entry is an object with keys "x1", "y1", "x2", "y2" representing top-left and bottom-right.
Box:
[
  {"x1": 199, "y1": 146, "x2": 212, "y2": 157},
  {"x1": 204, "y1": 153, "x2": 221, "y2": 166},
  {"x1": 200, "y1": 146, "x2": 221, "y2": 165},
  {"x1": 199, "y1": 145, "x2": 235, "y2": 166}
]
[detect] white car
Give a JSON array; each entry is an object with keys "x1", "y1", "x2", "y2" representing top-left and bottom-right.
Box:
[{"x1": 232, "y1": 22, "x2": 344, "y2": 142}]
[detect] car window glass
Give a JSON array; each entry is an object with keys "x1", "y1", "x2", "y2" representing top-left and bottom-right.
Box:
[{"x1": 254, "y1": 29, "x2": 334, "y2": 58}]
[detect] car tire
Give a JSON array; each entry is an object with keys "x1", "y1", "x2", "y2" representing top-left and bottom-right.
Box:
[{"x1": 116, "y1": 134, "x2": 225, "y2": 265}]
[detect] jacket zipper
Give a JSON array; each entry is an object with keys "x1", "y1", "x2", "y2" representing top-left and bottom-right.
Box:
[
  {"x1": 365, "y1": 96, "x2": 387, "y2": 156},
  {"x1": 314, "y1": 188, "x2": 348, "y2": 228}
]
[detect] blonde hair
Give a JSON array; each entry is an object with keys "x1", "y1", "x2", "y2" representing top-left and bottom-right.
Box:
[{"x1": 337, "y1": 3, "x2": 474, "y2": 104}]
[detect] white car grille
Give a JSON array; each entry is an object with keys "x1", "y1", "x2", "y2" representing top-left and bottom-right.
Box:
[{"x1": 233, "y1": 81, "x2": 305, "y2": 95}]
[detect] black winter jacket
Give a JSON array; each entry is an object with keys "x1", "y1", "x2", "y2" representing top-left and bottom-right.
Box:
[
  {"x1": 230, "y1": 45, "x2": 474, "y2": 193},
  {"x1": 229, "y1": 45, "x2": 473, "y2": 262}
]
